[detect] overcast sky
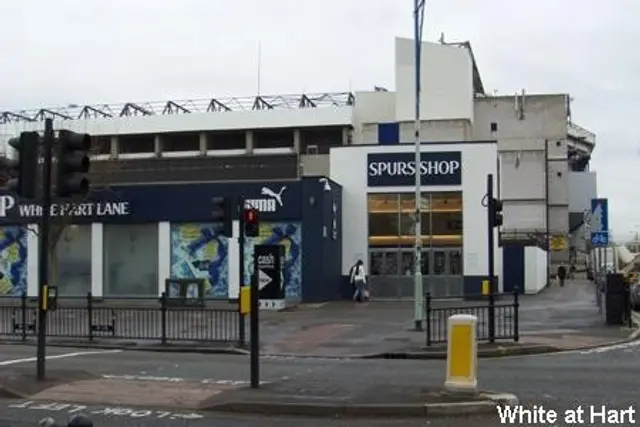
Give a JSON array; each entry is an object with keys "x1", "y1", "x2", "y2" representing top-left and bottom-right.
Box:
[{"x1": 1, "y1": 0, "x2": 638, "y2": 238}]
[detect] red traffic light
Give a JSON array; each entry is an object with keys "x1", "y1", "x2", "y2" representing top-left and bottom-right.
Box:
[{"x1": 244, "y1": 208, "x2": 258, "y2": 223}]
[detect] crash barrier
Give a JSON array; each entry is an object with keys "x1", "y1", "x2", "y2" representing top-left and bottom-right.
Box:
[
  {"x1": 425, "y1": 288, "x2": 519, "y2": 346},
  {"x1": 0, "y1": 291, "x2": 243, "y2": 345}
]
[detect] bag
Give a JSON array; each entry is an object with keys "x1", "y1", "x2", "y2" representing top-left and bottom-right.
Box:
[{"x1": 363, "y1": 289, "x2": 370, "y2": 300}]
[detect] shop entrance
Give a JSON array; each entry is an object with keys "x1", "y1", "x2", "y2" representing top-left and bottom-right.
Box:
[
  {"x1": 368, "y1": 248, "x2": 463, "y2": 299},
  {"x1": 366, "y1": 191, "x2": 463, "y2": 300}
]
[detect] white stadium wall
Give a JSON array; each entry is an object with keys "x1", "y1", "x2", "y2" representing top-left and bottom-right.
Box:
[
  {"x1": 4, "y1": 107, "x2": 354, "y2": 136},
  {"x1": 394, "y1": 38, "x2": 474, "y2": 123}
]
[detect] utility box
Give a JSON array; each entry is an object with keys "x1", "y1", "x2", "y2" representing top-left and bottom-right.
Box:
[{"x1": 604, "y1": 274, "x2": 627, "y2": 325}]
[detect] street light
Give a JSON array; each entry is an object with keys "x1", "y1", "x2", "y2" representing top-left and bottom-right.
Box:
[{"x1": 413, "y1": 0, "x2": 426, "y2": 331}]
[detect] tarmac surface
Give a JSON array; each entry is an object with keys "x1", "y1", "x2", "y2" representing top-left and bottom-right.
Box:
[
  {"x1": 0, "y1": 279, "x2": 634, "y2": 426},
  {"x1": 0, "y1": 335, "x2": 637, "y2": 425}
]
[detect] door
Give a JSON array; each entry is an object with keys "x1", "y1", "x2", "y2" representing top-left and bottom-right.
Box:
[{"x1": 502, "y1": 245, "x2": 524, "y2": 293}]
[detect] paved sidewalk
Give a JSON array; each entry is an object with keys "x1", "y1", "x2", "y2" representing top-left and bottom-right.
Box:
[
  {"x1": 255, "y1": 279, "x2": 631, "y2": 357},
  {"x1": 1, "y1": 278, "x2": 631, "y2": 359}
]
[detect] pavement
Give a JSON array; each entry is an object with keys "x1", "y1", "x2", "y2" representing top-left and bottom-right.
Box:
[
  {"x1": 0, "y1": 338, "x2": 639, "y2": 426},
  {"x1": 240, "y1": 278, "x2": 634, "y2": 358},
  {"x1": 0, "y1": 278, "x2": 634, "y2": 361}
]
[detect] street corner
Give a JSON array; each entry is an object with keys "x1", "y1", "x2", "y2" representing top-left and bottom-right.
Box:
[
  {"x1": 24, "y1": 374, "x2": 252, "y2": 410},
  {"x1": 0, "y1": 367, "x2": 97, "y2": 399},
  {"x1": 206, "y1": 383, "x2": 513, "y2": 418},
  {"x1": 360, "y1": 342, "x2": 563, "y2": 360},
  {"x1": 420, "y1": 389, "x2": 520, "y2": 417}
]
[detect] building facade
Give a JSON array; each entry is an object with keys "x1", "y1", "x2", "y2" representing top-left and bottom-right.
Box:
[
  {"x1": 0, "y1": 178, "x2": 343, "y2": 302},
  {"x1": 0, "y1": 36, "x2": 597, "y2": 298},
  {"x1": 331, "y1": 142, "x2": 502, "y2": 298}
]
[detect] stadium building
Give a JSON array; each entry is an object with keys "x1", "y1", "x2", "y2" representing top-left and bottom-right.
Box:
[{"x1": 0, "y1": 37, "x2": 596, "y2": 301}]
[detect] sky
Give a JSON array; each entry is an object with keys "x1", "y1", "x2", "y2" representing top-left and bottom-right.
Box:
[{"x1": 0, "y1": 0, "x2": 638, "y2": 239}]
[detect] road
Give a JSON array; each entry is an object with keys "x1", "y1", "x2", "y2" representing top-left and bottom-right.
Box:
[{"x1": 0, "y1": 341, "x2": 637, "y2": 426}]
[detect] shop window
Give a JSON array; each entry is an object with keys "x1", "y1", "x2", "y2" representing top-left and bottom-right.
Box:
[
  {"x1": 55, "y1": 225, "x2": 91, "y2": 296},
  {"x1": 449, "y1": 250, "x2": 463, "y2": 275},
  {"x1": 103, "y1": 224, "x2": 158, "y2": 296},
  {"x1": 0, "y1": 227, "x2": 27, "y2": 296},
  {"x1": 169, "y1": 223, "x2": 228, "y2": 298},
  {"x1": 400, "y1": 251, "x2": 414, "y2": 276},
  {"x1": 381, "y1": 251, "x2": 399, "y2": 275},
  {"x1": 368, "y1": 192, "x2": 462, "y2": 247},
  {"x1": 368, "y1": 193, "x2": 399, "y2": 246},
  {"x1": 433, "y1": 251, "x2": 447, "y2": 275},
  {"x1": 369, "y1": 252, "x2": 384, "y2": 276},
  {"x1": 420, "y1": 250, "x2": 430, "y2": 275}
]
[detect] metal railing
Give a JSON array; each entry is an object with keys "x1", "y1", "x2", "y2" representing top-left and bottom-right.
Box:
[
  {"x1": 425, "y1": 290, "x2": 520, "y2": 345},
  {"x1": 0, "y1": 292, "x2": 244, "y2": 346}
]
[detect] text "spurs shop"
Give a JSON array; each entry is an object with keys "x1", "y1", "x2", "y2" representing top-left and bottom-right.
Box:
[{"x1": 367, "y1": 151, "x2": 462, "y2": 187}]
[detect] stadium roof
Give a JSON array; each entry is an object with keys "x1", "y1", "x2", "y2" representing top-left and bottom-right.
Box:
[{"x1": 0, "y1": 91, "x2": 355, "y2": 124}]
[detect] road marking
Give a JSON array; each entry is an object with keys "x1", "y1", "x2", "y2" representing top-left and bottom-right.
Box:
[
  {"x1": 579, "y1": 340, "x2": 640, "y2": 354},
  {"x1": 102, "y1": 373, "x2": 268, "y2": 386},
  {"x1": 0, "y1": 349, "x2": 121, "y2": 366},
  {"x1": 7, "y1": 400, "x2": 203, "y2": 420}
]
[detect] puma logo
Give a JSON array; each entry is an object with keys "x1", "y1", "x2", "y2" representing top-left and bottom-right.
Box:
[{"x1": 261, "y1": 186, "x2": 286, "y2": 207}]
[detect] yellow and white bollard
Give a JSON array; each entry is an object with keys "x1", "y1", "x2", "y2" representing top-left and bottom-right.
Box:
[{"x1": 444, "y1": 314, "x2": 478, "y2": 392}]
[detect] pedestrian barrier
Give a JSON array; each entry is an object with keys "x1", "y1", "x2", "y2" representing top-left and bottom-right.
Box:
[
  {"x1": 425, "y1": 289, "x2": 520, "y2": 346},
  {"x1": 0, "y1": 292, "x2": 243, "y2": 346}
]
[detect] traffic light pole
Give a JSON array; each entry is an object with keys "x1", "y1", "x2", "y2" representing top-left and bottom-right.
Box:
[
  {"x1": 37, "y1": 118, "x2": 53, "y2": 381},
  {"x1": 486, "y1": 174, "x2": 496, "y2": 344},
  {"x1": 250, "y1": 244, "x2": 260, "y2": 389},
  {"x1": 237, "y1": 197, "x2": 246, "y2": 347}
]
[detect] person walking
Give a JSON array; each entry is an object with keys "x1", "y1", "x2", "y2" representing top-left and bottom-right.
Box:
[
  {"x1": 350, "y1": 259, "x2": 368, "y2": 302},
  {"x1": 557, "y1": 263, "x2": 567, "y2": 287}
]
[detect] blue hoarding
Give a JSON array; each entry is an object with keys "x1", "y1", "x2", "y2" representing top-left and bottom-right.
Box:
[
  {"x1": 367, "y1": 151, "x2": 462, "y2": 187},
  {"x1": 590, "y1": 198, "x2": 609, "y2": 246},
  {"x1": 0, "y1": 181, "x2": 302, "y2": 225}
]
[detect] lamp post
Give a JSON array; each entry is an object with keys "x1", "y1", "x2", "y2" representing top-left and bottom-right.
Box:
[{"x1": 413, "y1": 0, "x2": 426, "y2": 330}]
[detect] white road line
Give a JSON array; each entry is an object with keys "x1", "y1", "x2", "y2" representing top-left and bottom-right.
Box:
[
  {"x1": 579, "y1": 340, "x2": 640, "y2": 354},
  {"x1": 102, "y1": 374, "x2": 269, "y2": 386},
  {"x1": 0, "y1": 349, "x2": 122, "y2": 366}
]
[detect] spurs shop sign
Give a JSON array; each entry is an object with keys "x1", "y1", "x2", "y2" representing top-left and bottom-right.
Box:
[{"x1": 367, "y1": 151, "x2": 462, "y2": 187}]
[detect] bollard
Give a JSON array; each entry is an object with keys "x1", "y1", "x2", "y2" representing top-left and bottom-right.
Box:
[
  {"x1": 444, "y1": 314, "x2": 478, "y2": 392},
  {"x1": 481, "y1": 280, "x2": 490, "y2": 296},
  {"x1": 239, "y1": 286, "x2": 251, "y2": 315}
]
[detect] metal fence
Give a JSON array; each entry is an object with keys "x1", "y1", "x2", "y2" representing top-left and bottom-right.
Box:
[
  {"x1": 425, "y1": 290, "x2": 520, "y2": 345},
  {"x1": 0, "y1": 292, "x2": 244, "y2": 346}
]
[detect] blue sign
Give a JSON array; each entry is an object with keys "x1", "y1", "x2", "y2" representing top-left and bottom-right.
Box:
[
  {"x1": 367, "y1": 151, "x2": 462, "y2": 187},
  {"x1": 590, "y1": 198, "x2": 609, "y2": 246},
  {"x1": 0, "y1": 181, "x2": 302, "y2": 225}
]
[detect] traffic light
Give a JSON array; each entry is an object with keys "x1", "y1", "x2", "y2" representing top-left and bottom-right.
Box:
[
  {"x1": 212, "y1": 197, "x2": 233, "y2": 237},
  {"x1": 55, "y1": 130, "x2": 91, "y2": 198},
  {"x1": 490, "y1": 198, "x2": 503, "y2": 228},
  {"x1": 5, "y1": 132, "x2": 39, "y2": 199},
  {"x1": 244, "y1": 207, "x2": 259, "y2": 237}
]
